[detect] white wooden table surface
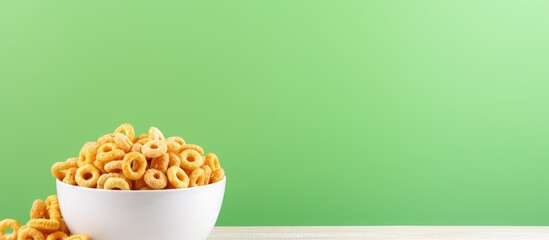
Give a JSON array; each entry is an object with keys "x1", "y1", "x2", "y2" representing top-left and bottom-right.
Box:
[{"x1": 208, "y1": 226, "x2": 549, "y2": 240}]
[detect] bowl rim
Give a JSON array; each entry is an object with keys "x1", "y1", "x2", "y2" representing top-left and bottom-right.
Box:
[{"x1": 56, "y1": 176, "x2": 226, "y2": 193}]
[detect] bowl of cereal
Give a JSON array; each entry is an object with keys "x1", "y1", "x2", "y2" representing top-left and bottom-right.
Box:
[
  {"x1": 56, "y1": 177, "x2": 226, "y2": 240},
  {"x1": 51, "y1": 124, "x2": 227, "y2": 240}
]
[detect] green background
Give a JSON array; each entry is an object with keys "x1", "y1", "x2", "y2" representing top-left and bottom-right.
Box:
[{"x1": 1, "y1": 0, "x2": 549, "y2": 226}]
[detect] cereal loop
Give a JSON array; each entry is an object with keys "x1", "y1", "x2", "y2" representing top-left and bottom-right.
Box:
[
  {"x1": 210, "y1": 168, "x2": 225, "y2": 183},
  {"x1": 65, "y1": 157, "x2": 78, "y2": 167},
  {"x1": 141, "y1": 140, "x2": 167, "y2": 158},
  {"x1": 148, "y1": 127, "x2": 165, "y2": 141},
  {"x1": 26, "y1": 219, "x2": 60, "y2": 232},
  {"x1": 114, "y1": 133, "x2": 132, "y2": 153},
  {"x1": 144, "y1": 169, "x2": 168, "y2": 190},
  {"x1": 114, "y1": 123, "x2": 135, "y2": 141},
  {"x1": 134, "y1": 178, "x2": 147, "y2": 190},
  {"x1": 150, "y1": 153, "x2": 169, "y2": 173},
  {"x1": 62, "y1": 168, "x2": 77, "y2": 185},
  {"x1": 97, "y1": 173, "x2": 125, "y2": 189},
  {"x1": 166, "y1": 141, "x2": 180, "y2": 153},
  {"x1": 64, "y1": 235, "x2": 90, "y2": 240},
  {"x1": 97, "y1": 134, "x2": 115, "y2": 145},
  {"x1": 17, "y1": 226, "x2": 44, "y2": 240},
  {"x1": 50, "y1": 162, "x2": 67, "y2": 181},
  {"x1": 122, "y1": 152, "x2": 147, "y2": 180},
  {"x1": 104, "y1": 160, "x2": 123, "y2": 173},
  {"x1": 46, "y1": 208, "x2": 61, "y2": 223},
  {"x1": 58, "y1": 220, "x2": 70, "y2": 235},
  {"x1": 96, "y1": 143, "x2": 125, "y2": 163},
  {"x1": 166, "y1": 136, "x2": 186, "y2": 145},
  {"x1": 45, "y1": 196, "x2": 59, "y2": 209},
  {"x1": 136, "y1": 137, "x2": 150, "y2": 145},
  {"x1": 183, "y1": 168, "x2": 193, "y2": 178},
  {"x1": 201, "y1": 165, "x2": 213, "y2": 185},
  {"x1": 45, "y1": 231, "x2": 68, "y2": 240},
  {"x1": 30, "y1": 200, "x2": 47, "y2": 219},
  {"x1": 166, "y1": 166, "x2": 189, "y2": 189},
  {"x1": 43, "y1": 196, "x2": 62, "y2": 223},
  {"x1": 75, "y1": 164, "x2": 100, "y2": 188},
  {"x1": 130, "y1": 142, "x2": 142, "y2": 153},
  {"x1": 179, "y1": 144, "x2": 204, "y2": 155},
  {"x1": 0, "y1": 219, "x2": 20, "y2": 240},
  {"x1": 103, "y1": 177, "x2": 130, "y2": 190},
  {"x1": 168, "y1": 152, "x2": 181, "y2": 168},
  {"x1": 77, "y1": 142, "x2": 99, "y2": 167},
  {"x1": 179, "y1": 149, "x2": 205, "y2": 171},
  {"x1": 205, "y1": 153, "x2": 221, "y2": 171},
  {"x1": 93, "y1": 159, "x2": 107, "y2": 174},
  {"x1": 189, "y1": 168, "x2": 206, "y2": 187},
  {"x1": 134, "y1": 133, "x2": 149, "y2": 143}
]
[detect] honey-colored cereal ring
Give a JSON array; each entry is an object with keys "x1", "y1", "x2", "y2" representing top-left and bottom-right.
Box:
[
  {"x1": 50, "y1": 162, "x2": 68, "y2": 180},
  {"x1": 51, "y1": 157, "x2": 79, "y2": 180},
  {"x1": 62, "y1": 168, "x2": 77, "y2": 185},
  {"x1": 166, "y1": 166, "x2": 189, "y2": 188},
  {"x1": 103, "y1": 177, "x2": 130, "y2": 190},
  {"x1": 93, "y1": 159, "x2": 107, "y2": 174},
  {"x1": 150, "y1": 153, "x2": 169, "y2": 173},
  {"x1": 30, "y1": 200, "x2": 47, "y2": 219},
  {"x1": 205, "y1": 153, "x2": 221, "y2": 171},
  {"x1": 96, "y1": 143, "x2": 125, "y2": 163},
  {"x1": 141, "y1": 140, "x2": 167, "y2": 158},
  {"x1": 46, "y1": 209, "x2": 61, "y2": 223},
  {"x1": 210, "y1": 168, "x2": 225, "y2": 183},
  {"x1": 45, "y1": 195, "x2": 61, "y2": 221},
  {"x1": 77, "y1": 142, "x2": 99, "y2": 167},
  {"x1": 166, "y1": 136, "x2": 186, "y2": 146},
  {"x1": 144, "y1": 169, "x2": 168, "y2": 190},
  {"x1": 45, "y1": 196, "x2": 59, "y2": 209},
  {"x1": 104, "y1": 160, "x2": 123, "y2": 173},
  {"x1": 136, "y1": 137, "x2": 150, "y2": 145},
  {"x1": 64, "y1": 235, "x2": 90, "y2": 240},
  {"x1": 114, "y1": 123, "x2": 135, "y2": 142},
  {"x1": 46, "y1": 206, "x2": 61, "y2": 223},
  {"x1": 134, "y1": 133, "x2": 149, "y2": 143},
  {"x1": 97, "y1": 173, "x2": 125, "y2": 189},
  {"x1": 201, "y1": 165, "x2": 212, "y2": 185},
  {"x1": 100, "y1": 173, "x2": 132, "y2": 189},
  {"x1": 168, "y1": 152, "x2": 181, "y2": 168},
  {"x1": 166, "y1": 141, "x2": 180, "y2": 153},
  {"x1": 75, "y1": 164, "x2": 100, "y2": 188},
  {"x1": 58, "y1": 220, "x2": 70, "y2": 235},
  {"x1": 114, "y1": 133, "x2": 132, "y2": 153},
  {"x1": 139, "y1": 186, "x2": 154, "y2": 190},
  {"x1": 183, "y1": 168, "x2": 193, "y2": 178},
  {"x1": 130, "y1": 142, "x2": 142, "y2": 153},
  {"x1": 65, "y1": 157, "x2": 78, "y2": 168},
  {"x1": 134, "y1": 178, "x2": 147, "y2": 190},
  {"x1": 97, "y1": 134, "x2": 115, "y2": 145},
  {"x1": 179, "y1": 149, "x2": 205, "y2": 171},
  {"x1": 45, "y1": 231, "x2": 67, "y2": 240},
  {"x1": 17, "y1": 226, "x2": 44, "y2": 240},
  {"x1": 148, "y1": 127, "x2": 165, "y2": 141},
  {"x1": 0, "y1": 219, "x2": 20, "y2": 240},
  {"x1": 122, "y1": 152, "x2": 147, "y2": 180},
  {"x1": 189, "y1": 168, "x2": 206, "y2": 187},
  {"x1": 178, "y1": 144, "x2": 204, "y2": 155},
  {"x1": 26, "y1": 219, "x2": 60, "y2": 232}
]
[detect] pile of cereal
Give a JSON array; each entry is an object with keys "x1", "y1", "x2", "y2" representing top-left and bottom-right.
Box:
[
  {"x1": 51, "y1": 123, "x2": 225, "y2": 190},
  {"x1": 0, "y1": 195, "x2": 89, "y2": 240}
]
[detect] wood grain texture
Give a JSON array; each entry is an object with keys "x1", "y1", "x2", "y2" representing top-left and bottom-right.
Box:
[{"x1": 209, "y1": 226, "x2": 549, "y2": 240}]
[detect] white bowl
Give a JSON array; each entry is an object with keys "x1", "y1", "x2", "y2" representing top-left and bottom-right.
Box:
[{"x1": 56, "y1": 177, "x2": 226, "y2": 240}]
